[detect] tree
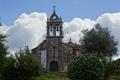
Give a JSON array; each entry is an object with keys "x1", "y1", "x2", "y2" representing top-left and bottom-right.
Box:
[
  {"x1": 1, "y1": 57, "x2": 18, "y2": 80},
  {"x1": 16, "y1": 47, "x2": 42, "y2": 80},
  {"x1": 0, "y1": 23, "x2": 2, "y2": 26},
  {"x1": 80, "y1": 23, "x2": 118, "y2": 58},
  {"x1": 67, "y1": 54, "x2": 120, "y2": 80},
  {"x1": 100, "y1": 56, "x2": 116, "y2": 80},
  {"x1": 0, "y1": 23, "x2": 8, "y2": 80},
  {"x1": 2, "y1": 47, "x2": 43, "y2": 80},
  {"x1": 107, "y1": 60, "x2": 120, "y2": 80},
  {"x1": 67, "y1": 54, "x2": 104, "y2": 80}
]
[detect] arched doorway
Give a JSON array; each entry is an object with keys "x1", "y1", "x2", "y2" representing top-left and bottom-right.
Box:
[{"x1": 50, "y1": 61, "x2": 59, "y2": 72}]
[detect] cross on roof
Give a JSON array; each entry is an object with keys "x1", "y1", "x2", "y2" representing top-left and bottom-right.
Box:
[{"x1": 53, "y1": 5, "x2": 56, "y2": 10}]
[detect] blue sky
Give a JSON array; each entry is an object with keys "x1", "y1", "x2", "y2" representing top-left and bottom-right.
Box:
[{"x1": 0, "y1": 0, "x2": 120, "y2": 25}]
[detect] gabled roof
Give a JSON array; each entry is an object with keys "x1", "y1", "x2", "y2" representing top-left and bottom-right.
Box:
[
  {"x1": 65, "y1": 42, "x2": 80, "y2": 50},
  {"x1": 32, "y1": 40, "x2": 46, "y2": 51}
]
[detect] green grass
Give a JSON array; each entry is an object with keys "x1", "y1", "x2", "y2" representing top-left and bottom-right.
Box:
[{"x1": 33, "y1": 72, "x2": 69, "y2": 80}]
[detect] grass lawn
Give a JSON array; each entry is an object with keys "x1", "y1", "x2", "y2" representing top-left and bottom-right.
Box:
[
  {"x1": 33, "y1": 72, "x2": 69, "y2": 80},
  {"x1": 32, "y1": 72, "x2": 120, "y2": 80}
]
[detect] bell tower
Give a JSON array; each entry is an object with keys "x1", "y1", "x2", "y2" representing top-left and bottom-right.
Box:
[{"x1": 46, "y1": 6, "x2": 63, "y2": 39}]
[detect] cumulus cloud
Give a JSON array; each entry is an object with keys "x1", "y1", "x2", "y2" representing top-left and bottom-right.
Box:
[
  {"x1": 97, "y1": 12, "x2": 120, "y2": 43},
  {"x1": 6, "y1": 12, "x2": 47, "y2": 52},
  {"x1": 96, "y1": 13, "x2": 120, "y2": 59},
  {"x1": 0, "y1": 24, "x2": 8, "y2": 34},
  {"x1": 2, "y1": 12, "x2": 120, "y2": 60},
  {"x1": 5, "y1": 13, "x2": 95, "y2": 53},
  {"x1": 63, "y1": 18, "x2": 95, "y2": 43},
  {"x1": 63, "y1": 12, "x2": 120, "y2": 59}
]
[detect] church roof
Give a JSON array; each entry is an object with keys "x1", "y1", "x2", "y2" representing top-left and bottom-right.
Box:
[
  {"x1": 64, "y1": 38, "x2": 80, "y2": 50},
  {"x1": 32, "y1": 40, "x2": 46, "y2": 51},
  {"x1": 115, "y1": 58, "x2": 120, "y2": 62},
  {"x1": 66, "y1": 42, "x2": 80, "y2": 50}
]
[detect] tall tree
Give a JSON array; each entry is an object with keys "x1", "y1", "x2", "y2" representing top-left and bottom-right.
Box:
[
  {"x1": 0, "y1": 23, "x2": 8, "y2": 80},
  {"x1": 80, "y1": 23, "x2": 118, "y2": 58},
  {"x1": 2, "y1": 47, "x2": 43, "y2": 80}
]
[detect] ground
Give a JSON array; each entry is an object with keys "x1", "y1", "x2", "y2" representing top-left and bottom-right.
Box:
[
  {"x1": 33, "y1": 72, "x2": 69, "y2": 80},
  {"x1": 33, "y1": 72, "x2": 120, "y2": 80}
]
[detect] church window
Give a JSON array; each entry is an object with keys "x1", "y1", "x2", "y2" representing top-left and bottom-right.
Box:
[{"x1": 40, "y1": 50, "x2": 47, "y2": 68}]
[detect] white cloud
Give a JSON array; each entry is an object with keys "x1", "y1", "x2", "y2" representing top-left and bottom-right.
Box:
[
  {"x1": 63, "y1": 18, "x2": 95, "y2": 43},
  {"x1": 96, "y1": 13, "x2": 120, "y2": 59},
  {"x1": 97, "y1": 13, "x2": 120, "y2": 43},
  {"x1": 0, "y1": 24, "x2": 8, "y2": 34},
  {"x1": 2, "y1": 12, "x2": 120, "y2": 60},
  {"x1": 6, "y1": 12, "x2": 47, "y2": 52},
  {"x1": 5, "y1": 13, "x2": 95, "y2": 53},
  {"x1": 63, "y1": 13, "x2": 120, "y2": 59}
]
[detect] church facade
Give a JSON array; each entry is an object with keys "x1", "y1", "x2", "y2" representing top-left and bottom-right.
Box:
[{"x1": 32, "y1": 7, "x2": 80, "y2": 72}]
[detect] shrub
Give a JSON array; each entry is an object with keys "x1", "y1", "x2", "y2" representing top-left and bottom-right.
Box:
[
  {"x1": 2, "y1": 47, "x2": 43, "y2": 80},
  {"x1": 67, "y1": 54, "x2": 104, "y2": 80}
]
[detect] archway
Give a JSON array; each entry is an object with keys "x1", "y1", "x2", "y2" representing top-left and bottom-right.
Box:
[{"x1": 50, "y1": 61, "x2": 59, "y2": 72}]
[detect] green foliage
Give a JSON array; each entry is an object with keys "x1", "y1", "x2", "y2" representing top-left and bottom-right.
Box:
[
  {"x1": 1, "y1": 57, "x2": 18, "y2": 80},
  {"x1": 2, "y1": 47, "x2": 43, "y2": 80},
  {"x1": 32, "y1": 72, "x2": 68, "y2": 80},
  {"x1": 113, "y1": 61, "x2": 120, "y2": 75},
  {"x1": 67, "y1": 54, "x2": 104, "y2": 80},
  {"x1": 80, "y1": 23, "x2": 118, "y2": 57},
  {"x1": 0, "y1": 33, "x2": 8, "y2": 62},
  {"x1": 102, "y1": 59, "x2": 120, "y2": 80},
  {"x1": 67, "y1": 53, "x2": 120, "y2": 80},
  {"x1": 100, "y1": 57, "x2": 115, "y2": 80},
  {"x1": 0, "y1": 23, "x2": 2, "y2": 26},
  {"x1": 0, "y1": 29, "x2": 8, "y2": 79},
  {"x1": 16, "y1": 47, "x2": 42, "y2": 80}
]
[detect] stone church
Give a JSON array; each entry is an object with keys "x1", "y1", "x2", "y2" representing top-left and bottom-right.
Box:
[{"x1": 32, "y1": 7, "x2": 80, "y2": 72}]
